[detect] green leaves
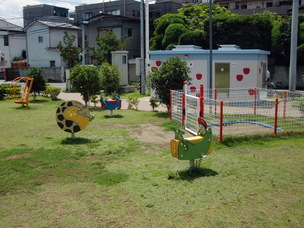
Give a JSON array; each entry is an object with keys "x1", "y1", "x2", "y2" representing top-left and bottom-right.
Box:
[
  {"x1": 57, "y1": 31, "x2": 81, "y2": 69},
  {"x1": 148, "y1": 56, "x2": 190, "y2": 111},
  {"x1": 89, "y1": 31, "x2": 122, "y2": 65},
  {"x1": 99, "y1": 62, "x2": 120, "y2": 94},
  {"x1": 70, "y1": 65, "x2": 101, "y2": 106}
]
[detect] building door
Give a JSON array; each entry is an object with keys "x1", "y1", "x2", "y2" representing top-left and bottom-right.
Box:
[{"x1": 215, "y1": 63, "x2": 230, "y2": 88}]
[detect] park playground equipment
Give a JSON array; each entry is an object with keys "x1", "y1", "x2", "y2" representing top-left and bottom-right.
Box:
[
  {"x1": 171, "y1": 117, "x2": 213, "y2": 169},
  {"x1": 170, "y1": 82, "x2": 304, "y2": 141},
  {"x1": 101, "y1": 93, "x2": 121, "y2": 117},
  {"x1": 56, "y1": 100, "x2": 94, "y2": 138},
  {"x1": 10, "y1": 77, "x2": 34, "y2": 108}
]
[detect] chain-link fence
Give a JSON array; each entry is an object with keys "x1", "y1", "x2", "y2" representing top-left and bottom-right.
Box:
[{"x1": 171, "y1": 87, "x2": 304, "y2": 141}]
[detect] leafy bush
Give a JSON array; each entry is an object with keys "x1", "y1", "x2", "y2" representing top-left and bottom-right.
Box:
[
  {"x1": 0, "y1": 84, "x2": 8, "y2": 100},
  {"x1": 99, "y1": 62, "x2": 120, "y2": 94},
  {"x1": 148, "y1": 56, "x2": 190, "y2": 112},
  {"x1": 70, "y1": 65, "x2": 102, "y2": 106},
  {"x1": 44, "y1": 85, "x2": 61, "y2": 100},
  {"x1": 149, "y1": 98, "x2": 159, "y2": 111},
  {"x1": 127, "y1": 96, "x2": 139, "y2": 110},
  {"x1": 26, "y1": 67, "x2": 47, "y2": 99}
]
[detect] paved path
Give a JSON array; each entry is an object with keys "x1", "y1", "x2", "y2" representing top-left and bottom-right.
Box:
[
  {"x1": 0, "y1": 80, "x2": 167, "y2": 112},
  {"x1": 58, "y1": 92, "x2": 167, "y2": 112}
]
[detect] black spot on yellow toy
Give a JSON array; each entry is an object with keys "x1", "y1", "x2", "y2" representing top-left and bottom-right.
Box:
[{"x1": 56, "y1": 100, "x2": 94, "y2": 134}]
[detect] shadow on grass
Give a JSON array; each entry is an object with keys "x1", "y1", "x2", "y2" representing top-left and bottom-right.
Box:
[
  {"x1": 153, "y1": 111, "x2": 169, "y2": 119},
  {"x1": 61, "y1": 137, "x2": 93, "y2": 145},
  {"x1": 89, "y1": 106, "x2": 103, "y2": 112},
  {"x1": 29, "y1": 99, "x2": 49, "y2": 103},
  {"x1": 104, "y1": 114, "x2": 123, "y2": 119},
  {"x1": 168, "y1": 168, "x2": 218, "y2": 182}
]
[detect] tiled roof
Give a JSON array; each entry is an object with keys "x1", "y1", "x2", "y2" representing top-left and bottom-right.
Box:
[
  {"x1": 37, "y1": 20, "x2": 80, "y2": 30},
  {"x1": 0, "y1": 19, "x2": 23, "y2": 31}
]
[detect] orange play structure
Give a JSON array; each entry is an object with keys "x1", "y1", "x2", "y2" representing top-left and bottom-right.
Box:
[{"x1": 10, "y1": 77, "x2": 34, "y2": 108}]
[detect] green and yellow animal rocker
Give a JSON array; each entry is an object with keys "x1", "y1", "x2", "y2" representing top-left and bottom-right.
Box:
[{"x1": 170, "y1": 117, "x2": 213, "y2": 169}]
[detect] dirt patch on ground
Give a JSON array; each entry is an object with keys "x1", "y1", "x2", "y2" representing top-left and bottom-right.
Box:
[
  {"x1": 212, "y1": 123, "x2": 275, "y2": 136},
  {"x1": 4, "y1": 153, "x2": 32, "y2": 160},
  {"x1": 128, "y1": 122, "x2": 193, "y2": 149},
  {"x1": 128, "y1": 122, "x2": 276, "y2": 148}
]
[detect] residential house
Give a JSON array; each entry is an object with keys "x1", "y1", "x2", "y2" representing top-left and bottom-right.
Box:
[
  {"x1": 24, "y1": 20, "x2": 80, "y2": 81},
  {"x1": 23, "y1": 4, "x2": 69, "y2": 27},
  {"x1": 84, "y1": 14, "x2": 141, "y2": 64},
  {"x1": 215, "y1": 0, "x2": 304, "y2": 15},
  {"x1": 0, "y1": 19, "x2": 26, "y2": 79}
]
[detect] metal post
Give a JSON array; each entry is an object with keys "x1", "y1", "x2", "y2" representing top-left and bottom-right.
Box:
[
  {"x1": 208, "y1": 0, "x2": 213, "y2": 93},
  {"x1": 274, "y1": 98, "x2": 279, "y2": 135},
  {"x1": 189, "y1": 160, "x2": 195, "y2": 170},
  {"x1": 140, "y1": 0, "x2": 146, "y2": 95},
  {"x1": 82, "y1": 22, "x2": 86, "y2": 65},
  {"x1": 145, "y1": 0, "x2": 150, "y2": 78},
  {"x1": 220, "y1": 100, "x2": 224, "y2": 142},
  {"x1": 289, "y1": 0, "x2": 299, "y2": 91}
]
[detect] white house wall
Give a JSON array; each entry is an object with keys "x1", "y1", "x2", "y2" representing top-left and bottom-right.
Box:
[
  {"x1": 27, "y1": 23, "x2": 78, "y2": 68},
  {"x1": 0, "y1": 31, "x2": 26, "y2": 69}
]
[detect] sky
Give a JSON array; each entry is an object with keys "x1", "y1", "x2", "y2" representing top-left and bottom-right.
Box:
[{"x1": 0, "y1": 0, "x2": 101, "y2": 27}]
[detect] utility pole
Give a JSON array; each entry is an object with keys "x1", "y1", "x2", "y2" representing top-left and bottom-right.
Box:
[
  {"x1": 82, "y1": 20, "x2": 88, "y2": 65},
  {"x1": 140, "y1": 0, "x2": 145, "y2": 95},
  {"x1": 208, "y1": 0, "x2": 213, "y2": 98},
  {"x1": 289, "y1": 0, "x2": 299, "y2": 91},
  {"x1": 145, "y1": 0, "x2": 150, "y2": 79}
]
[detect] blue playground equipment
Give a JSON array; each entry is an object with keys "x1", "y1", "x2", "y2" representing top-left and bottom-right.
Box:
[{"x1": 101, "y1": 93, "x2": 121, "y2": 117}]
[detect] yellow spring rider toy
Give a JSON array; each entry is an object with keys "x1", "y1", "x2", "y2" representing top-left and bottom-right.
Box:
[{"x1": 170, "y1": 117, "x2": 213, "y2": 169}]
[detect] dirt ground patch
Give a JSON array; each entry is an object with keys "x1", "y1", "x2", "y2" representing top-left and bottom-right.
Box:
[
  {"x1": 4, "y1": 153, "x2": 32, "y2": 160},
  {"x1": 212, "y1": 123, "x2": 275, "y2": 136},
  {"x1": 128, "y1": 122, "x2": 193, "y2": 149}
]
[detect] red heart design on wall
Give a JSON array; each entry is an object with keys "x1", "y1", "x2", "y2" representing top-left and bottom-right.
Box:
[
  {"x1": 236, "y1": 75, "x2": 243, "y2": 81},
  {"x1": 156, "y1": 61, "x2": 162, "y2": 66},
  {"x1": 196, "y1": 74, "x2": 202, "y2": 80},
  {"x1": 243, "y1": 68, "x2": 250, "y2": 74}
]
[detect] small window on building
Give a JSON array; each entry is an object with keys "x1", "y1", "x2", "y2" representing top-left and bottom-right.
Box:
[
  {"x1": 241, "y1": 5, "x2": 247, "y2": 9},
  {"x1": 132, "y1": 10, "x2": 136, "y2": 17},
  {"x1": 122, "y1": 56, "x2": 127, "y2": 64},
  {"x1": 123, "y1": 28, "x2": 133, "y2": 37},
  {"x1": 156, "y1": 12, "x2": 161, "y2": 18},
  {"x1": 4, "y1": 35, "x2": 9, "y2": 46},
  {"x1": 50, "y1": 60, "x2": 55, "y2": 67},
  {"x1": 266, "y1": 2, "x2": 273, "y2": 7},
  {"x1": 107, "y1": 10, "x2": 120, "y2": 15},
  {"x1": 38, "y1": 36, "x2": 43, "y2": 43},
  {"x1": 84, "y1": 12, "x2": 93, "y2": 20}
]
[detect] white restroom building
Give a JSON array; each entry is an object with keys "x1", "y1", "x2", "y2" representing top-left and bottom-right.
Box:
[{"x1": 148, "y1": 45, "x2": 270, "y2": 96}]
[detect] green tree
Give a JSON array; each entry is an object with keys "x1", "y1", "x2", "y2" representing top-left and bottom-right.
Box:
[
  {"x1": 26, "y1": 67, "x2": 47, "y2": 100},
  {"x1": 57, "y1": 31, "x2": 82, "y2": 69},
  {"x1": 178, "y1": 3, "x2": 232, "y2": 30},
  {"x1": 70, "y1": 65, "x2": 101, "y2": 106},
  {"x1": 179, "y1": 30, "x2": 207, "y2": 47},
  {"x1": 150, "y1": 14, "x2": 186, "y2": 50},
  {"x1": 99, "y1": 62, "x2": 120, "y2": 94},
  {"x1": 89, "y1": 31, "x2": 122, "y2": 65},
  {"x1": 148, "y1": 56, "x2": 191, "y2": 112},
  {"x1": 162, "y1": 23, "x2": 188, "y2": 50},
  {"x1": 271, "y1": 18, "x2": 291, "y2": 65}
]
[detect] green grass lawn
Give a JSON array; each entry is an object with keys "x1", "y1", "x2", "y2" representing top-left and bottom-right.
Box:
[{"x1": 0, "y1": 97, "x2": 303, "y2": 227}]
